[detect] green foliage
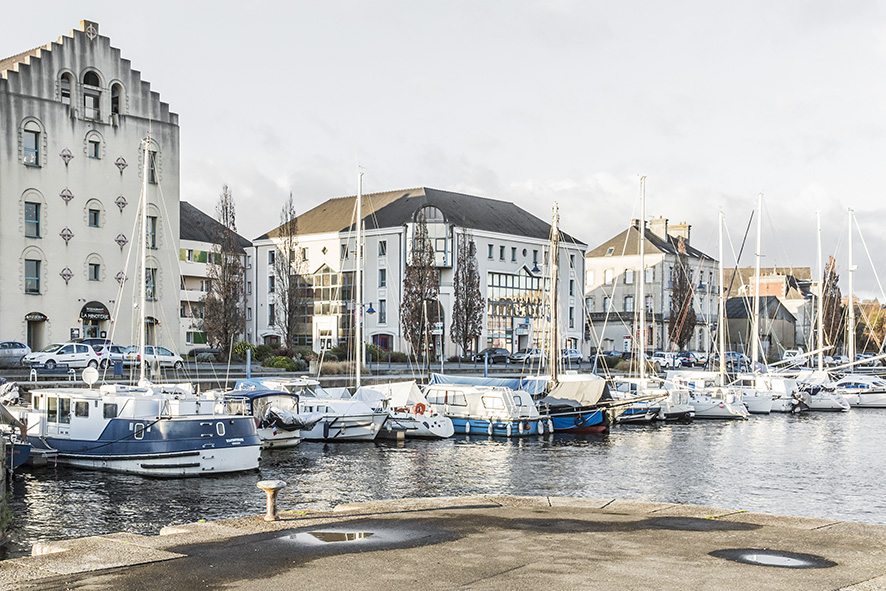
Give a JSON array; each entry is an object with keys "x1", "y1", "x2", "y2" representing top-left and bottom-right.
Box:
[
  {"x1": 195, "y1": 352, "x2": 217, "y2": 363},
  {"x1": 262, "y1": 356, "x2": 298, "y2": 371},
  {"x1": 233, "y1": 341, "x2": 255, "y2": 358},
  {"x1": 254, "y1": 344, "x2": 275, "y2": 362}
]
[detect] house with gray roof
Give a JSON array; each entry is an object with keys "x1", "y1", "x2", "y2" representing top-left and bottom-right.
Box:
[{"x1": 252, "y1": 187, "x2": 587, "y2": 357}]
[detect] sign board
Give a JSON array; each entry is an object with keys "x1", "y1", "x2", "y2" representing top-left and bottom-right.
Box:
[
  {"x1": 80, "y1": 301, "x2": 110, "y2": 321},
  {"x1": 25, "y1": 312, "x2": 47, "y2": 322},
  {"x1": 515, "y1": 323, "x2": 530, "y2": 336},
  {"x1": 70, "y1": 328, "x2": 80, "y2": 340}
]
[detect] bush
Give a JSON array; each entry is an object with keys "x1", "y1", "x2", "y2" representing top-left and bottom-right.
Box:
[
  {"x1": 262, "y1": 356, "x2": 298, "y2": 372},
  {"x1": 366, "y1": 343, "x2": 386, "y2": 362},
  {"x1": 233, "y1": 341, "x2": 255, "y2": 358},
  {"x1": 254, "y1": 345, "x2": 274, "y2": 362},
  {"x1": 390, "y1": 351, "x2": 409, "y2": 363},
  {"x1": 319, "y1": 360, "x2": 356, "y2": 375},
  {"x1": 195, "y1": 352, "x2": 217, "y2": 363}
]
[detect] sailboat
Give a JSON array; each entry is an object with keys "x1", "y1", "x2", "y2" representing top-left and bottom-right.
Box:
[{"x1": 3, "y1": 134, "x2": 262, "y2": 476}]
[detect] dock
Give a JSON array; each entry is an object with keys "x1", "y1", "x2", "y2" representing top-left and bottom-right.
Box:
[{"x1": 1, "y1": 495, "x2": 884, "y2": 590}]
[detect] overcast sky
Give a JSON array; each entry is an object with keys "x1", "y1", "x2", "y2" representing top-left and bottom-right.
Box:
[{"x1": 6, "y1": 1, "x2": 886, "y2": 297}]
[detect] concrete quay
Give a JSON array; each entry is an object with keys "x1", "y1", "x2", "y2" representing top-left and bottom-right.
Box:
[{"x1": 1, "y1": 495, "x2": 884, "y2": 591}]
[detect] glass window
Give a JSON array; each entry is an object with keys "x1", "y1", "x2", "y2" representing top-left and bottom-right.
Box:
[
  {"x1": 89, "y1": 263, "x2": 100, "y2": 281},
  {"x1": 268, "y1": 276, "x2": 275, "y2": 292},
  {"x1": 511, "y1": 247, "x2": 517, "y2": 262},
  {"x1": 25, "y1": 259, "x2": 40, "y2": 294},
  {"x1": 103, "y1": 403, "x2": 117, "y2": 419},
  {"x1": 84, "y1": 91, "x2": 100, "y2": 120},
  {"x1": 47, "y1": 397, "x2": 58, "y2": 423},
  {"x1": 481, "y1": 396, "x2": 505, "y2": 410},
  {"x1": 569, "y1": 307, "x2": 575, "y2": 328},
  {"x1": 25, "y1": 202, "x2": 40, "y2": 237},
  {"x1": 625, "y1": 269, "x2": 634, "y2": 284},
  {"x1": 268, "y1": 303, "x2": 275, "y2": 325},
  {"x1": 378, "y1": 241, "x2": 387, "y2": 256},
  {"x1": 61, "y1": 76, "x2": 72, "y2": 105},
  {"x1": 378, "y1": 268, "x2": 386, "y2": 287},
  {"x1": 604, "y1": 269, "x2": 614, "y2": 284},
  {"x1": 246, "y1": 281, "x2": 252, "y2": 294},
  {"x1": 499, "y1": 246, "x2": 505, "y2": 261},
  {"x1": 379, "y1": 299, "x2": 387, "y2": 324},
  {"x1": 646, "y1": 267, "x2": 654, "y2": 283},
  {"x1": 147, "y1": 150, "x2": 157, "y2": 183},
  {"x1": 23, "y1": 130, "x2": 40, "y2": 166},
  {"x1": 533, "y1": 250, "x2": 539, "y2": 264},
  {"x1": 59, "y1": 398, "x2": 71, "y2": 424},
  {"x1": 488, "y1": 244, "x2": 493, "y2": 259},
  {"x1": 569, "y1": 279, "x2": 574, "y2": 296},
  {"x1": 111, "y1": 84, "x2": 122, "y2": 114},
  {"x1": 341, "y1": 244, "x2": 348, "y2": 259},
  {"x1": 75, "y1": 401, "x2": 89, "y2": 417},
  {"x1": 268, "y1": 250, "x2": 275, "y2": 265},
  {"x1": 88, "y1": 139, "x2": 100, "y2": 159},
  {"x1": 88, "y1": 208, "x2": 100, "y2": 227},
  {"x1": 146, "y1": 216, "x2": 157, "y2": 248},
  {"x1": 624, "y1": 296, "x2": 634, "y2": 312},
  {"x1": 145, "y1": 267, "x2": 157, "y2": 300}
]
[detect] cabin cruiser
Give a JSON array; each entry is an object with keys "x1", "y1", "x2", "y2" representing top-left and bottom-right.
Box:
[
  {"x1": 353, "y1": 381, "x2": 454, "y2": 439},
  {"x1": 609, "y1": 378, "x2": 663, "y2": 423},
  {"x1": 234, "y1": 377, "x2": 388, "y2": 441},
  {"x1": 794, "y1": 370, "x2": 851, "y2": 412},
  {"x1": 831, "y1": 374, "x2": 886, "y2": 408},
  {"x1": 215, "y1": 389, "x2": 327, "y2": 448},
  {"x1": 609, "y1": 376, "x2": 694, "y2": 422},
  {"x1": 423, "y1": 382, "x2": 549, "y2": 437},
  {"x1": 731, "y1": 375, "x2": 775, "y2": 414},
  {"x1": 754, "y1": 374, "x2": 806, "y2": 413},
  {"x1": 666, "y1": 371, "x2": 749, "y2": 420}
]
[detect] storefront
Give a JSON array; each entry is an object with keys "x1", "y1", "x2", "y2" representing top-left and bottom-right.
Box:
[
  {"x1": 25, "y1": 312, "x2": 47, "y2": 350},
  {"x1": 79, "y1": 301, "x2": 111, "y2": 339}
]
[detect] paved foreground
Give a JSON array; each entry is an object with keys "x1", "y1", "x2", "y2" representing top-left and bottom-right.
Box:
[{"x1": 1, "y1": 495, "x2": 885, "y2": 590}]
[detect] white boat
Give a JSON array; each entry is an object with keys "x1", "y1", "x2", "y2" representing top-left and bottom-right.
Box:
[
  {"x1": 731, "y1": 375, "x2": 774, "y2": 414},
  {"x1": 832, "y1": 374, "x2": 886, "y2": 408},
  {"x1": 794, "y1": 370, "x2": 851, "y2": 412},
  {"x1": 609, "y1": 378, "x2": 665, "y2": 423},
  {"x1": 234, "y1": 377, "x2": 388, "y2": 441},
  {"x1": 666, "y1": 371, "x2": 749, "y2": 420},
  {"x1": 215, "y1": 388, "x2": 320, "y2": 448},
  {"x1": 754, "y1": 374, "x2": 805, "y2": 413},
  {"x1": 5, "y1": 381, "x2": 261, "y2": 476},
  {"x1": 424, "y1": 383, "x2": 548, "y2": 437},
  {"x1": 353, "y1": 381, "x2": 454, "y2": 438}
]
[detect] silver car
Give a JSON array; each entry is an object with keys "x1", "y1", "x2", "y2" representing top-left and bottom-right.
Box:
[{"x1": 0, "y1": 341, "x2": 30, "y2": 367}]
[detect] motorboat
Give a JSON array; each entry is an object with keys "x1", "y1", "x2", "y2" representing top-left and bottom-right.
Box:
[
  {"x1": 731, "y1": 375, "x2": 774, "y2": 414},
  {"x1": 4, "y1": 380, "x2": 261, "y2": 477},
  {"x1": 666, "y1": 371, "x2": 749, "y2": 420},
  {"x1": 609, "y1": 378, "x2": 663, "y2": 423},
  {"x1": 234, "y1": 377, "x2": 388, "y2": 441},
  {"x1": 755, "y1": 374, "x2": 806, "y2": 413},
  {"x1": 794, "y1": 370, "x2": 851, "y2": 412},
  {"x1": 353, "y1": 381, "x2": 454, "y2": 439},
  {"x1": 215, "y1": 389, "x2": 325, "y2": 448},
  {"x1": 831, "y1": 374, "x2": 886, "y2": 408},
  {"x1": 423, "y1": 382, "x2": 549, "y2": 437}
]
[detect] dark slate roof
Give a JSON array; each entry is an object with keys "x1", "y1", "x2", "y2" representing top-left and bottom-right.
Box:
[
  {"x1": 255, "y1": 187, "x2": 585, "y2": 246},
  {"x1": 587, "y1": 225, "x2": 715, "y2": 262},
  {"x1": 725, "y1": 296, "x2": 796, "y2": 322},
  {"x1": 180, "y1": 202, "x2": 252, "y2": 253}
]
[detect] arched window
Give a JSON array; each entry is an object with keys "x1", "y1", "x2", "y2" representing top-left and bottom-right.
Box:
[
  {"x1": 60, "y1": 72, "x2": 74, "y2": 105},
  {"x1": 85, "y1": 130, "x2": 103, "y2": 159},
  {"x1": 85, "y1": 198, "x2": 104, "y2": 228},
  {"x1": 413, "y1": 205, "x2": 450, "y2": 267},
  {"x1": 21, "y1": 119, "x2": 44, "y2": 167},
  {"x1": 82, "y1": 70, "x2": 102, "y2": 120},
  {"x1": 85, "y1": 253, "x2": 104, "y2": 282},
  {"x1": 83, "y1": 71, "x2": 100, "y2": 86},
  {"x1": 111, "y1": 83, "x2": 123, "y2": 114},
  {"x1": 22, "y1": 247, "x2": 45, "y2": 295}
]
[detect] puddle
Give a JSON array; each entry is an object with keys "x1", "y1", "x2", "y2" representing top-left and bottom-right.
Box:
[
  {"x1": 710, "y1": 548, "x2": 837, "y2": 569},
  {"x1": 309, "y1": 531, "x2": 373, "y2": 543}
]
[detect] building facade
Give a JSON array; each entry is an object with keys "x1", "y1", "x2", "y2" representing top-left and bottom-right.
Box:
[
  {"x1": 585, "y1": 218, "x2": 718, "y2": 354},
  {"x1": 251, "y1": 187, "x2": 586, "y2": 358},
  {"x1": 0, "y1": 20, "x2": 181, "y2": 350}
]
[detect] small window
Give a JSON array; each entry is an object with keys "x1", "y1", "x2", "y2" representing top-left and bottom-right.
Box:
[
  {"x1": 481, "y1": 396, "x2": 505, "y2": 410},
  {"x1": 134, "y1": 422, "x2": 145, "y2": 440},
  {"x1": 378, "y1": 268, "x2": 386, "y2": 288},
  {"x1": 47, "y1": 397, "x2": 58, "y2": 423},
  {"x1": 625, "y1": 269, "x2": 634, "y2": 284},
  {"x1": 513, "y1": 395, "x2": 523, "y2": 406},
  {"x1": 511, "y1": 247, "x2": 517, "y2": 262},
  {"x1": 25, "y1": 202, "x2": 40, "y2": 237},
  {"x1": 58, "y1": 398, "x2": 71, "y2": 424},
  {"x1": 569, "y1": 279, "x2": 575, "y2": 296},
  {"x1": 341, "y1": 244, "x2": 349, "y2": 259},
  {"x1": 499, "y1": 246, "x2": 505, "y2": 261},
  {"x1": 487, "y1": 244, "x2": 494, "y2": 259},
  {"x1": 379, "y1": 299, "x2": 387, "y2": 324},
  {"x1": 301, "y1": 247, "x2": 308, "y2": 260},
  {"x1": 23, "y1": 129, "x2": 40, "y2": 166},
  {"x1": 89, "y1": 262, "x2": 100, "y2": 281},
  {"x1": 268, "y1": 250, "x2": 275, "y2": 265},
  {"x1": 88, "y1": 208, "x2": 100, "y2": 227},
  {"x1": 268, "y1": 276, "x2": 275, "y2": 293},
  {"x1": 75, "y1": 401, "x2": 89, "y2": 417},
  {"x1": 378, "y1": 241, "x2": 387, "y2": 256},
  {"x1": 533, "y1": 250, "x2": 539, "y2": 264},
  {"x1": 25, "y1": 259, "x2": 40, "y2": 294},
  {"x1": 246, "y1": 281, "x2": 252, "y2": 294},
  {"x1": 268, "y1": 303, "x2": 276, "y2": 325},
  {"x1": 216, "y1": 422, "x2": 226, "y2": 436},
  {"x1": 147, "y1": 151, "x2": 157, "y2": 183},
  {"x1": 111, "y1": 83, "x2": 122, "y2": 114},
  {"x1": 605, "y1": 247, "x2": 615, "y2": 257},
  {"x1": 145, "y1": 267, "x2": 157, "y2": 300},
  {"x1": 569, "y1": 306, "x2": 575, "y2": 328},
  {"x1": 88, "y1": 139, "x2": 100, "y2": 159},
  {"x1": 146, "y1": 216, "x2": 157, "y2": 248},
  {"x1": 61, "y1": 75, "x2": 72, "y2": 105}
]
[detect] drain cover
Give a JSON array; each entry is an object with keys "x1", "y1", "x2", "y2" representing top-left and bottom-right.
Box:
[
  {"x1": 309, "y1": 531, "x2": 373, "y2": 543},
  {"x1": 710, "y1": 548, "x2": 837, "y2": 569}
]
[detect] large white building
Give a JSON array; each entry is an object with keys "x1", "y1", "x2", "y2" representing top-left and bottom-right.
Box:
[
  {"x1": 0, "y1": 20, "x2": 181, "y2": 350},
  {"x1": 585, "y1": 217, "x2": 718, "y2": 354},
  {"x1": 252, "y1": 187, "x2": 586, "y2": 358}
]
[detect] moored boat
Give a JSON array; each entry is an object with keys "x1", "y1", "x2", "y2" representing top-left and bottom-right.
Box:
[
  {"x1": 423, "y1": 383, "x2": 548, "y2": 437},
  {"x1": 353, "y1": 381, "x2": 454, "y2": 439}
]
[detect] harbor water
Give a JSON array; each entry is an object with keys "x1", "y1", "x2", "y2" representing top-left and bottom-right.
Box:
[{"x1": 5, "y1": 408, "x2": 886, "y2": 559}]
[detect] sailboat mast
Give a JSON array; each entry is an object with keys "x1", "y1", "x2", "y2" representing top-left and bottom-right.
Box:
[
  {"x1": 751, "y1": 193, "x2": 762, "y2": 369},
  {"x1": 548, "y1": 203, "x2": 560, "y2": 383},
  {"x1": 638, "y1": 176, "x2": 646, "y2": 381},
  {"x1": 848, "y1": 208, "x2": 855, "y2": 364},
  {"x1": 718, "y1": 211, "x2": 726, "y2": 386},
  {"x1": 816, "y1": 211, "x2": 824, "y2": 371},
  {"x1": 139, "y1": 134, "x2": 149, "y2": 383},
  {"x1": 356, "y1": 171, "x2": 363, "y2": 389}
]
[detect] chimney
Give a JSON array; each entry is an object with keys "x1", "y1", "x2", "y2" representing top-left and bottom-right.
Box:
[
  {"x1": 631, "y1": 219, "x2": 641, "y2": 230},
  {"x1": 669, "y1": 222, "x2": 691, "y2": 243},
  {"x1": 649, "y1": 217, "x2": 668, "y2": 240}
]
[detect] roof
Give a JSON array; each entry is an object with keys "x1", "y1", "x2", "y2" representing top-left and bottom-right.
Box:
[
  {"x1": 586, "y1": 224, "x2": 715, "y2": 262},
  {"x1": 180, "y1": 202, "x2": 252, "y2": 252},
  {"x1": 256, "y1": 187, "x2": 585, "y2": 246},
  {"x1": 723, "y1": 267, "x2": 813, "y2": 299},
  {"x1": 725, "y1": 296, "x2": 796, "y2": 322},
  {"x1": 0, "y1": 46, "x2": 46, "y2": 75}
]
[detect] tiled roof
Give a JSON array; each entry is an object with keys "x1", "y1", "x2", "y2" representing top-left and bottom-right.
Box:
[
  {"x1": 587, "y1": 225, "x2": 715, "y2": 261},
  {"x1": 256, "y1": 187, "x2": 586, "y2": 246},
  {"x1": 180, "y1": 202, "x2": 252, "y2": 253}
]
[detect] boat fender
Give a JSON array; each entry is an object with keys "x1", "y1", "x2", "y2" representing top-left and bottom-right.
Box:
[
  {"x1": 547, "y1": 419, "x2": 554, "y2": 433},
  {"x1": 464, "y1": 421, "x2": 470, "y2": 434},
  {"x1": 537, "y1": 420, "x2": 544, "y2": 435},
  {"x1": 414, "y1": 403, "x2": 426, "y2": 415},
  {"x1": 487, "y1": 422, "x2": 493, "y2": 436},
  {"x1": 323, "y1": 421, "x2": 330, "y2": 439},
  {"x1": 506, "y1": 423, "x2": 512, "y2": 437},
  {"x1": 518, "y1": 422, "x2": 524, "y2": 434}
]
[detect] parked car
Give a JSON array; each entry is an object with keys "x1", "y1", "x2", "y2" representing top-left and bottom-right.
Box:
[
  {"x1": 831, "y1": 354, "x2": 850, "y2": 366},
  {"x1": 0, "y1": 341, "x2": 30, "y2": 367},
  {"x1": 561, "y1": 349, "x2": 583, "y2": 364},
  {"x1": 652, "y1": 351, "x2": 682, "y2": 369},
  {"x1": 676, "y1": 351, "x2": 694, "y2": 367},
  {"x1": 509, "y1": 348, "x2": 543, "y2": 365},
  {"x1": 93, "y1": 343, "x2": 128, "y2": 369},
  {"x1": 855, "y1": 353, "x2": 879, "y2": 366},
  {"x1": 123, "y1": 345, "x2": 185, "y2": 370},
  {"x1": 23, "y1": 342, "x2": 100, "y2": 368},
  {"x1": 475, "y1": 347, "x2": 511, "y2": 364}
]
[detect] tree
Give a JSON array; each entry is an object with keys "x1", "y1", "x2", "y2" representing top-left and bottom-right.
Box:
[
  {"x1": 668, "y1": 236, "x2": 697, "y2": 350},
  {"x1": 821, "y1": 256, "x2": 843, "y2": 352},
  {"x1": 272, "y1": 193, "x2": 309, "y2": 348},
  {"x1": 856, "y1": 301, "x2": 886, "y2": 352},
  {"x1": 202, "y1": 184, "x2": 245, "y2": 354},
  {"x1": 450, "y1": 229, "x2": 484, "y2": 356},
  {"x1": 400, "y1": 210, "x2": 439, "y2": 356}
]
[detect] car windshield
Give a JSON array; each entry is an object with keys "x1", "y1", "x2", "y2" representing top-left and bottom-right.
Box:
[{"x1": 39, "y1": 343, "x2": 64, "y2": 353}]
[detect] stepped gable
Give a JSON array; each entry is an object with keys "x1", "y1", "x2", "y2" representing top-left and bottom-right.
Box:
[
  {"x1": 0, "y1": 20, "x2": 177, "y2": 124},
  {"x1": 257, "y1": 187, "x2": 585, "y2": 245},
  {"x1": 180, "y1": 202, "x2": 252, "y2": 253}
]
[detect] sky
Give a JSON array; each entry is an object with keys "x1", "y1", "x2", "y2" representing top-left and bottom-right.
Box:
[{"x1": 6, "y1": 1, "x2": 886, "y2": 298}]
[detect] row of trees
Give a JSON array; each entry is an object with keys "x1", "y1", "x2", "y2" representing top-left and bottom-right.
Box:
[{"x1": 200, "y1": 187, "x2": 486, "y2": 357}]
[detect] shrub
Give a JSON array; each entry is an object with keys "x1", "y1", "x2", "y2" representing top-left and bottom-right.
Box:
[
  {"x1": 366, "y1": 343, "x2": 386, "y2": 362},
  {"x1": 254, "y1": 345, "x2": 274, "y2": 362},
  {"x1": 319, "y1": 360, "x2": 355, "y2": 375},
  {"x1": 233, "y1": 341, "x2": 256, "y2": 358},
  {"x1": 262, "y1": 356, "x2": 298, "y2": 372},
  {"x1": 390, "y1": 351, "x2": 409, "y2": 363},
  {"x1": 195, "y1": 352, "x2": 217, "y2": 363}
]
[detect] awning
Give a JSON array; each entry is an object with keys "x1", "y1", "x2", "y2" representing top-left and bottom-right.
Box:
[{"x1": 80, "y1": 301, "x2": 110, "y2": 321}]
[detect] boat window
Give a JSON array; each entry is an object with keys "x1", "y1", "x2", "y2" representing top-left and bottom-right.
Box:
[
  {"x1": 134, "y1": 423, "x2": 145, "y2": 440},
  {"x1": 225, "y1": 400, "x2": 247, "y2": 415},
  {"x1": 216, "y1": 422, "x2": 225, "y2": 436},
  {"x1": 33, "y1": 395, "x2": 41, "y2": 410},
  {"x1": 59, "y1": 398, "x2": 71, "y2": 424},
  {"x1": 481, "y1": 396, "x2": 505, "y2": 410},
  {"x1": 451, "y1": 392, "x2": 467, "y2": 406},
  {"x1": 513, "y1": 395, "x2": 522, "y2": 406},
  {"x1": 74, "y1": 401, "x2": 89, "y2": 417},
  {"x1": 103, "y1": 403, "x2": 118, "y2": 419},
  {"x1": 47, "y1": 397, "x2": 58, "y2": 422}
]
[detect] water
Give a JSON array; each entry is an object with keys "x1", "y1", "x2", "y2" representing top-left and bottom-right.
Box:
[{"x1": 5, "y1": 409, "x2": 886, "y2": 559}]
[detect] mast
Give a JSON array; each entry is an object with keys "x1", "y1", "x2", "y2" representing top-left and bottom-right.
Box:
[
  {"x1": 816, "y1": 211, "x2": 824, "y2": 371},
  {"x1": 139, "y1": 134, "x2": 150, "y2": 384},
  {"x1": 718, "y1": 211, "x2": 726, "y2": 385},
  {"x1": 750, "y1": 192, "x2": 762, "y2": 371},
  {"x1": 848, "y1": 208, "x2": 855, "y2": 364},
  {"x1": 356, "y1": 171, "x2": 363, "y2": 389},
  {"x1": 548, "y1": 203, "x2": 560, "y2": 383},
  {"x1": 638, "y1": 176, "x2": 647, "y2": 381}
]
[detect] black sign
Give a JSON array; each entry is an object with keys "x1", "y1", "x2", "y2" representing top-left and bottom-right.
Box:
[{"x1": 80, "y1": 301, "x2": 110, "y2": 321}]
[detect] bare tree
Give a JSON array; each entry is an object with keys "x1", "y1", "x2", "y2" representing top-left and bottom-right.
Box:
[
  {"x1": 202, "y1": 184, "x2": 245, "y2": 354},
  {"x1": 821, "y1": 256, "x2": 844, "y2": 352},
  {"x1": 668, "y1": 237, "x2": 697, "y2": 350},
  {"x1": 401, "y1": 210, "x2": 439, "y2": 356},
  {"x1": 450, "y1": 229, "x2": 484, "y2": 357},
  {"x1": 272, "y1": 193, "x2": 309, "y2": 348}
]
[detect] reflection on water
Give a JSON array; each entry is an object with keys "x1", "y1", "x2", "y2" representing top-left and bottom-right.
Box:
[{"x1": 5, "y1": 410, "x2": 886, "y2": 558}]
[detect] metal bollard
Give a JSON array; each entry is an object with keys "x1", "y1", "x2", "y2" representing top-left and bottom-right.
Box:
[{"x1": 256, "y1": 479, "x2": 287, "y2": 521}]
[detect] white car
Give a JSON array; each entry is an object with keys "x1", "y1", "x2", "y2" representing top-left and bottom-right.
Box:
[
  {"x1": 652, "y1": 351, "x2": 682, "y2": 369},
  {"x1": 123, "y1": 345, "x2": 185, "y2": 370},
  {"x1": 0, "y1": 341, "x2": 31, "y2": 367},
  {"x1": 23, "y1": 342, "x2": 100, "y2": 368},
  {"x1": 94, "y1": 343, "x2": 128, "y2": 369}
]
